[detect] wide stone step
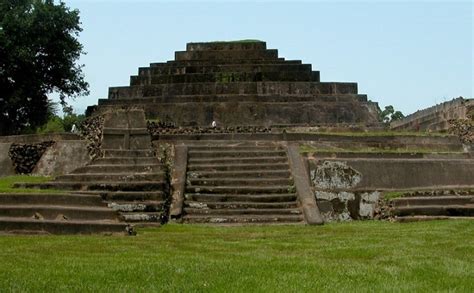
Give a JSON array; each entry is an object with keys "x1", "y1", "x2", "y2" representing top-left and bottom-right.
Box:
[
  {"x1": 0, "y1": 205, "x2": 118, "y2": 221},
  {"x1": 393, "y1": 205, "x2": 474, "y2": 217},
  {"x1": 187, "y1": 178, "x2": 292, "y2": 186},
  {"x1": 182, "y1": 214, "x2": 304, "y2": 224},
  {"x1": 185, "y1": 193, "x2": 298, "y2": 202},
  {"x1": 156, "y1": 59, "x2": 302, "y2": 66},
  {"x1": 139, "y1": 63, "x2": 312, "y2": 76},
  {"x1": 90, "y1": 157, "x2": 160, "y2": 165},
  {"x1": 103, "y1": 149, "x2": 155, "y2": 158},
  {"x1": 107, "y1": 81, "x2": 358, "y2": 99},
  {"x1": 391, "y1": 195, "x2": 474, "y2": 207},
  {"x1": 174, "y1": 49, "x2": 279, "y2": 61},
  {"x1": 184, "y1": 201, "x2": 298, "y2": 209},
  {"x1": 130, "y1": 71, "x2": 316, "y2": 85},
  {"x1": 188, "y1": 162, "x2": 290, "y2": 172},
  {"x1": 77, "y1": 191, "x2": 166, "y2": 201},
  {"x1": 188, "y1": 156, "x2": 288, "y2": 165},
  {"x1": 55, "y1": 172, "x2": 166, "y2": 182},
  {"x1": 14, "y1": 181, "x2": 167, "y2": 192},
  {"x1": 0, "y1": 193, "x2": 104, "y2": 206},
  {"x1": 0, "y1": 217, "x2": 128, "y2": 235},
  {"x1": 186, "y1": 41, "x2": 267, "y2": 51},
  {"x1": 188, "y1": 170, "x2": 291, "y2": 179},
  {"x1": 188, "y1": 150, "x2": 287, "y2": 158},
  {"x1": 187, "y1": 145, "x2": 284, "y2": 151},
  {"x1": 72, "y1": 164, "x2": 164, "y2": 174},
  {"x1": 107, "y1": 200, "x2": 165, "y2": 212},
  {"x1": 184, "y1": 208, "x2": 302, "y2": 215},
  {"x1": 186, "y1": 185, "x2": 293, "y2": 194}
]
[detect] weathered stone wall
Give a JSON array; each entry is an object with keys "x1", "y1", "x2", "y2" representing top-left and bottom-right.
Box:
[
  {"x1": 391, "y1": 97, "x2": 473, "y2": 131},
  {"x1": 0, "y1": 143, "x2": 15, "y2": 177},
  {"x1": 34, "y1": 140, "x2": 90, "y2": 176},
  {"x1": 98, "y1": 99, "x2": 379, "y2": 128}
]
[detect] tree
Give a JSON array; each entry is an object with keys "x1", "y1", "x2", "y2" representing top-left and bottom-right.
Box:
[
  {"x1": 61, "y1": 105, "x2": 85, "y2": 132},
  {"x1": 0, "y1": 0, "x2": 89, "y2": 135},
  {"x1": 380, "y1": 105, "x2": 405, "y2": 123}
]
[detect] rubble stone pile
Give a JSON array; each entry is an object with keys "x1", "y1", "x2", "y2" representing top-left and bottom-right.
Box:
[
  {"x1": 80, "y1": 115, "x2": 104, "y2": 159},
  {"x1": 147, "y1": 121, "x2": 271, "y2": 136},
  {"x1": 448, "y1": 119, "x2": 473, "y2": 144},
  {"x1": 8, "y1": 141, "x2": 55, "y2": 174}
]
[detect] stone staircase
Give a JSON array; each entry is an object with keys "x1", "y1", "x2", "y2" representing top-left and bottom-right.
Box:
[
  {"x1": 182, "y1": 143, "x2": 305, "y2": 224},
  {"x1": 1, "y1": 109, "x2": 170, "y2": 234},
  {"x1": 0, "y1": 193, "x2": 128, "y2": 235},
  {"x1": 12, "y1": 148, "x2": 169, "y2": 226},
  {"x1": 389, "y1": 190, "x2": 474, "y2": 222},
  {"x1": 64, "y1": 148, "x2": 169, "y2": 224}
]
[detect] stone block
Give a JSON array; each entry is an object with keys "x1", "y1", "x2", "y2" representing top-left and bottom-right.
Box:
[
  {"x1": 174, "y1": 49, "x2": 278, "y2": 61},
  {"x1": 186, "y1": 41, "x2": 267, "y2": 51}
]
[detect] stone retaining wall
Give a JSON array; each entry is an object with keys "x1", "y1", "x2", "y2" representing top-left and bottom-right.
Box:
[
  {"x1": 0, "y1": 140, "x2": 90, "y2": 177},
  {"x1": 307, "y1": 157, "x2": 474, "y2": 222}
]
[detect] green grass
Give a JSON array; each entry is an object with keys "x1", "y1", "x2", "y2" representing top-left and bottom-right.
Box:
[
  {"x1": 298, "y1": 144, "x2": 461, "y2": 154},
  {"x1": 382, "y1": 191, "x2": 408, "y2": 200},
  {"x1": 0, "y1": 221, "x2": 473, "y2": 291},
  {"x1": 0, "y1": 175, "x2": 62, "y2": 193},
  {"x1": 292, "y1": 130, "x2": 451, "y2": 137}
]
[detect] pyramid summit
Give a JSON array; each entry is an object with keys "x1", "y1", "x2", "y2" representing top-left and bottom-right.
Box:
[{"x1": 97, "y1": 40, "x2": 380, "y2": 127}]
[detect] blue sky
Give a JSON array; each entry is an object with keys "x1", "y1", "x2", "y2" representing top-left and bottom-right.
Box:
[{"x1": 63, "y1": 0, "x2": 472, "y2": 116}]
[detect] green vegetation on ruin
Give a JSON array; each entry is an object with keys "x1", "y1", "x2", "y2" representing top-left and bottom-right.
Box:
[
  {"x1": 290, "y1": 129, "x2": 452, "y2": 137},
  {"x1": 382, "y1": 191, "x2": 409, "y2": 200},
  {"x1": 298, "y1": 145, "x2": 462, "y2": 154},
  {"x1": 0, "y1": 175, "x2": 63, "y2": 194},
  {"x1": 0, "y1": 221, "x2": 472, "y2": 291},
  {"x1": 382, "y1": 189, "x2": 474, "y2": 200}
]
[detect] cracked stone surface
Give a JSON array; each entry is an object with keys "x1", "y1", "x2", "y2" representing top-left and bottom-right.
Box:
[
  {"x1": 311, "y1": 161, "x2": 361, "y2": 189},
  {"x1": 108, "y1": 202, "x2": 147, "y2": 212}
]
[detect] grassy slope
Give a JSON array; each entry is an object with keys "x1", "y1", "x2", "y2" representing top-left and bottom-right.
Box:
[
  {"x1": 0, "y1": 175, "x2": 59, "y2": 193},
  {"x1": 0, "y1": 221, "x2": 472, "y2": 292}
]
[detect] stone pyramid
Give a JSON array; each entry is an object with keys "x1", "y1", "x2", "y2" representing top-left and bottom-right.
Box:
[{"x1": 97, "y1": 40, "x2": 379, "y2": 127}]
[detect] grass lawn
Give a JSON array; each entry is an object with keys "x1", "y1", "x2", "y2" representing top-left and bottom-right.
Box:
[{"x1": 0, "y1": 220, "x2": 472, "y2": 292}]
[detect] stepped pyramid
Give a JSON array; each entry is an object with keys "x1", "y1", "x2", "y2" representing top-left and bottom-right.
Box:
[{"x1": 97, "y1": 41, "x2": 379, "y2": 127}]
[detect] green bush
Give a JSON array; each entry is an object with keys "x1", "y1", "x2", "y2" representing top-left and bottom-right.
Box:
[{"x1": 36, "y1": 116, "x2": 65, "y2": 134}]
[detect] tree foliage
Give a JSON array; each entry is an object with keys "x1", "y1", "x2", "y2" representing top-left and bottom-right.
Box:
[
  {"x1": 380, "y1": 105, "x2": 405, "y2": 123},
  {"x1": 0, "y1": 0, "x2": 88, "y2": 135}
]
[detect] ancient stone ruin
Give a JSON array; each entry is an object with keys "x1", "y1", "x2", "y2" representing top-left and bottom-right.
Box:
[
  {"x1": 99, "y1": 41, "x2": 380, "y2": 127},
  {"x1": 0, "y1": 41, "x2": 472, "y2": 234}
]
